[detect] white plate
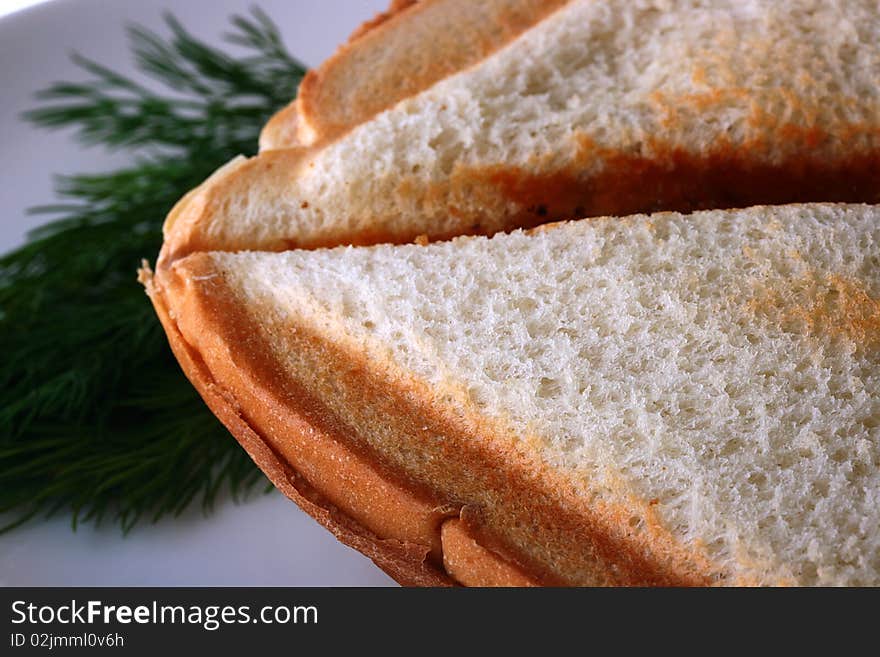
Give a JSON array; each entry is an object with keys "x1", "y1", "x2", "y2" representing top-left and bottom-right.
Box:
[{"x1": 0, "y1": 0, "x2": 395, "y2": 586}]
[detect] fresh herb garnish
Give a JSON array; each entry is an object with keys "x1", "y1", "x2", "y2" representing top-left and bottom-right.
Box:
[{"x1": 0, "y1": 9, "x2": 306, "y2": 533}]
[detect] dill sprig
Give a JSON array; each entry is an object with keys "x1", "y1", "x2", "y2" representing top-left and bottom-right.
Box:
[{"x1": 0, "y1": 9, "x2": 306, "y2": 533}]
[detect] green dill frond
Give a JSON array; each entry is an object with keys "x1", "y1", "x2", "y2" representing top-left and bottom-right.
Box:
[{"x1": 0, "y1": 10, "x2": 305, "y2": 533}]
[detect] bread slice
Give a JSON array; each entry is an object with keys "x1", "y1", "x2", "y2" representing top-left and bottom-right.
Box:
[
  {"x1": 161, "y1": 0, "x2": 880, "y2": 263},
  {"x1": 146, "y1": 203, "x2": 880, "y2": 586},
  {"x1": 260, "y1": 0, "x2": 569, "y2": 150}
]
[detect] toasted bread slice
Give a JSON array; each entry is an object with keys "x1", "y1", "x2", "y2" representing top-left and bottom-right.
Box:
[
  {"x1": 147, "y1": 203, "x2": 880, "y2": 586},
  {"x1": 259, "y1": 0, "x2": 570, "y2": 150},
  {"x1": 162, "y1": 0, "x2": 880, "y2": 264},
  {"x1": 257, "y1": 0, "x2": 417, "y2": 151}
]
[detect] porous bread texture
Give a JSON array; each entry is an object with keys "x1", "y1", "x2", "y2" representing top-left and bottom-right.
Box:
[
  {"x1": 259, "y1": 0, "x2": 569, "y2": 150},
  {"x1": 206, "y1": 204, "x2": 880, "y2": 586},
  {"x1": 165, "y1": 0, "x2": 880, "y2": 256}
]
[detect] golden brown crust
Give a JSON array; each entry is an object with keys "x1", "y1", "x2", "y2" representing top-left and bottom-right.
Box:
[
  {"x1": 260, "y1": 0, "x2": 570, "y2": 150},
  {"x1": 259, "y1": 103, "x2": 302, "y2": 154},
  {"x1": 164, "y1": 124, "x2": 880, "y2": 263},
  {"x1": 142, "y1": 263, "x2": 452, "y2": 586},
  {"x1": 148, "y1": 255, "x2": 721, "y2": 586},
  {"x1": 146, "y1": 258, "x2": 556, "y2": 587},
  {"x1": 441, "y1": 516, "x2": 539, "y2": 587},
  {"x1": 455, "y1": 128, "x2": 880, "y2": 228},
  {"x1": 259, "y1": 0, "x2": 419, "y2": 151},
  {"x1": 346, "y1": 0, "x2": 420, "y2": 42}
]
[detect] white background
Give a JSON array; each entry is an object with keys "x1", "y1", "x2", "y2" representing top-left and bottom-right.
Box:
[
  {"x1": 0, "y1": 0, "x2": 397, "y2": 585},
  {"x1": 0, "y1": 0, "x2": 44, "y2": 17}
]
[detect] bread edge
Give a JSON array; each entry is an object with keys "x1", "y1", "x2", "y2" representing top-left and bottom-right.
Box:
[
  {"x1": 141, "y1": 261, "x2": 550, "y2": 586},
  {"x1": 260, "y1": 0, "x2": 569, "y2": 151},
  {"x1": 259, "y1": 0, "x2": 419, "y2": 150},
  {"x1": 141, "y1": 264, "x2": 456, "y2": 586},
  {"x1": 144, "y1": 249, "x2": 727, "y2": 586}
]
